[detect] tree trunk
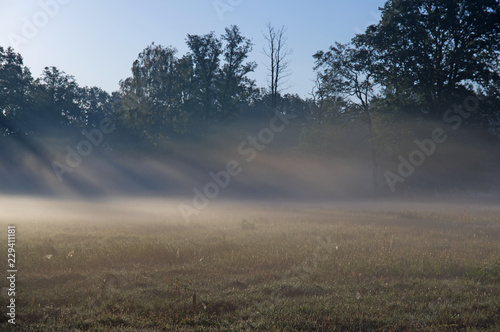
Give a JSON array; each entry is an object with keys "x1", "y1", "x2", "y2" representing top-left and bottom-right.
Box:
[{"x1": 366, "y1": 111, "x2": 378, "y2": 193}]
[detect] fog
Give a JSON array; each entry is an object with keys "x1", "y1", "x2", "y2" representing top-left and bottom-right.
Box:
[
  {"x1": 1, "y1": 124, "x2": 499, "y2": 228},
  {"x1": 2, "y1": 116, "x2": 499, "y2": 204},
  {"x1": 2, "y1": 1, "x2": 500, "y2": 328}
]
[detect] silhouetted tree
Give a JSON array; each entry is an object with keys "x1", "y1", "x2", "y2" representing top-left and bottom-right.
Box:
[
  {"x1": 31, "y1": 66, "x2": 83, "y2": 135},
  {"x1": 119, "y1": 44, "x2": 192, "y2": 145},
  {"x1": 187, "y1": 32, "x2": 222, "y2": 120},
  {"x1": 79, "y1": 86, "x2": 114, "y2": 127},
  {"x1": 263, "y1": 23, "x2": 292, "y2": 110},
  {"x1": 355, "y1": 0, "x2": 500, "y2": 116},
  {"x1": 314, "y1": 43, "x2": 380, "y2": 191},
  {"x1": 0, "y1": 47, "x2": 32, "y2": 136},
  {"x1": 218, "y1": 25, "x2": 256, "y2": 121}
]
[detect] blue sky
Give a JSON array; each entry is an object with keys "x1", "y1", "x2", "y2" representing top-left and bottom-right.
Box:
[{"x1": 0, "y1": 0, "x2": 385, "y2": 98}]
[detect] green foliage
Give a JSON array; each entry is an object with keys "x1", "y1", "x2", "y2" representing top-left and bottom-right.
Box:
[
  {"x1": 119, "y1": 44, "x2": 192, "y2": 145},
  {"x1": 1, "y1": 25, "x2": 257, "y2": 152},
  {"x1": 0, "y1": 46, "x2": 33, "y2": 136},
  {"x1": 1, "y1": 12, "x2": 500, "y2": 193},
  {"x1": 354, "y1": 0, "x2": 500, "y2": 115},
  {"x1": 314, "y1": 42, "x2": 376, "y2": 110},
  {"x1": 310, "y1": 0, "x2": 500, "y2": 192},
  {"x1": 218, "y1": 25, "x2": 257, "y2": 121},
  {"x1": 187, "y1": 31, "x2": 222, "y2": 121},
  {"x1": 187, "y1": 26, "x2": 256, "y2": 123},
  {"x1": 32, "y1": 66, "x2": 85, "y2": 131},
  {"x1": 112, "y1": 25, "x2": 257, "y2": 147}
]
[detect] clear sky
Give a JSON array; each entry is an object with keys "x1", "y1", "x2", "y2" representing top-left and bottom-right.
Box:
[{"x1": 0, "y1": 0, "x2": 385, "y2": 98}]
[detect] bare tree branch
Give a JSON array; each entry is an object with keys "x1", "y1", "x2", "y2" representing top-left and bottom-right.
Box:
[{"x1": 263, "y1": 23, "x2": 292, "y2": 110}]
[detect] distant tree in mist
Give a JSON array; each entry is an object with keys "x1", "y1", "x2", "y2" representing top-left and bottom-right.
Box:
[
  {"x1": 1, "y1": 11, "x2": 499, "y2": 197},
  {"x1": 187, "y1": 32, "x2": 222, "y2": 121},
  {"x1": 117, "y1": 26, "x2": 256, "y2": 146},
  {"x1": 313, "y1": 43, "x2": 380, "y2": 191},
  {"x1": 0, "y1": 47, "x2": 32, "y2": 136},
  {"x1": 0, "y1": 47, "x2": 118, "y2": 140},
  {"x1": 218, "y1": 25, "x2": 257, "y2": 121},
  {"x1": 308, "y1": 0, "x2": 500, "y2": 194},
  {"x1": 119, "y1": 44, "x2": 192, "y2": 145},
  {"x1": 360, "y1": 0, "x2": 500, "y2": 192},
  {"x1": 32, "y1": 67, "x2": 84, "y2": 132},
  {"x1": 186, "y1": 26, "x2": 256, "y2": 123},
  {"x1": 79, "y1": 86, "x2": 116, "y2": 127}
]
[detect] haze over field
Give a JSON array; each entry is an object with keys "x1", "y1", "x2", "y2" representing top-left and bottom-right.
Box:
[
  {"x1": 0, "y1": 197, "x2": 499, "y2": 330},
  {"x1": 1, "y1": 1, "x2": 499, "y2": 202}
]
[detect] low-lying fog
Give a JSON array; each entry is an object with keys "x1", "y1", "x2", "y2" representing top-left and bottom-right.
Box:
[
  {"x1": 2, "y1": 195, "x2": 499, "y2": 226},
  {"x1": 1, "y1": 117, "x2": 499, "y2": 217}
]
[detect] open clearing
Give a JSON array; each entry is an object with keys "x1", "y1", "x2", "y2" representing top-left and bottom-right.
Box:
[{"x1": 0, "y1": 198, "x2": 499, "y2": 331}]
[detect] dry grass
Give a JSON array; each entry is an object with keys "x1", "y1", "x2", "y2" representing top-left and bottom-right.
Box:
[{"x1": 0, "y1": 199, "x2": 499, "y2": 331}]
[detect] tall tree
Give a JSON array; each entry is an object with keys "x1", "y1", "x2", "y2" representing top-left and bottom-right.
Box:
[
  {"x1": 355, "y1": 0, "x2": 500, "y2": 115},
  {"x1": 0, "y1": 47, "x2": 32, "y2": 136},
  {"x1": 314, "y1": 43, "x2": 380, "y2": 192},
  {"x1": 186, "y1": 32, "x2": 222, "y2": 120},
  {"x1": 218, "y1": 25, "x2": 256, "y2": 121},
  {"x1": 263, "y1": 23, "x2": 292, "y2": 110},
  {"x1": 314, "y1": 43, "x2": 376, "y2": 111},
  {"x1": 120, "y1": 44, "x2": 192, "y2": 144},
  {"x1": 347, "y1": 0, "x2": 500, "y2": 193},
  {"x1": 32, "y1": 66, "x2": 83, "y2": 134}
]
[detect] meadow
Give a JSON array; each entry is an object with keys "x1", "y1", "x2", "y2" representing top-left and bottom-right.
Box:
[{"x1": 0, "y1": 198, "x2": 499, "y2": 331}]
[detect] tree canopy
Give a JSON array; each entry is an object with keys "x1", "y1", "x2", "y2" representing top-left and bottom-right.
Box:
[{"x1": 1, "y1": 9, "x2": 499, "y2": 195}]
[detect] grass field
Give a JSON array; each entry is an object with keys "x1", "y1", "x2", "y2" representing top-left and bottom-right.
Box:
[{"x1": 0, "y1": 198, "x2": 499, "y2": 331}]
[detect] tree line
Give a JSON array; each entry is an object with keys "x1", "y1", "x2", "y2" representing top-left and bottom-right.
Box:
[{"x1": 1, "y1": 0, "x2": 500, "y2": 194}]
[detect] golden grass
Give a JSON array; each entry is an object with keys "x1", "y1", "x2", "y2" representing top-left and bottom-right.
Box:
[{"x1": 0, "y1": 199, "x2": 498, "y2": 331}]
